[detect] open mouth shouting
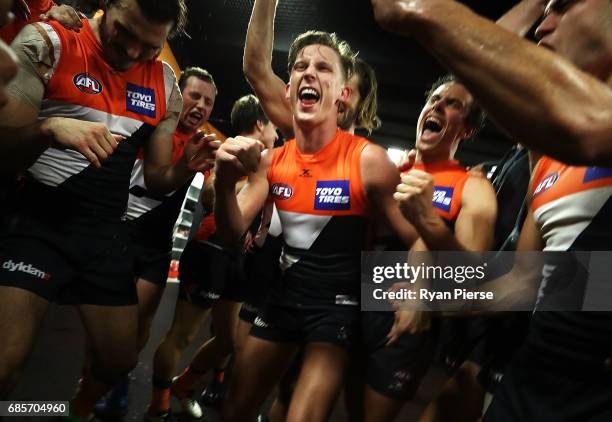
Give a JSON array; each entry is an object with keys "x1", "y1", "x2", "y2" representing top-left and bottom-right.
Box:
[
  {"x1": 420, "y1": 115, "x2": 444, "y2": 142},
  {"x1": 186, "y1": 110, "x2": 204, "y2": 126},
  {"x1": 298, "y1": 86, "x2": 321, "y2": 109}
]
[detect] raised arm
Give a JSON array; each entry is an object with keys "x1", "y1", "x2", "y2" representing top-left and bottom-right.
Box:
[
  {"x1": 371, "y1": 0, "x2": 612, "y2": 165},
  {"x1": 214, "y1": 136, "x2": 270, "y2": 243},
  {"x1": 496, "y1": 0, "x2": 546, "y2": 36},
  {"x1": 243, "y1": 0, "x2": 293, "y2": 137}
]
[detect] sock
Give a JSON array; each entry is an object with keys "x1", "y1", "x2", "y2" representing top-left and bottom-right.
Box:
[
  {"x1": 214, "y1": 368, "x2": 225, "y2": 384},
  {"x1": 71, "y1": 373, "x2": 112, "y2": 417},
  {"x1": 173, "y1": 366, "x2": 206, "y2": 398},
  {"x1": 149, "y1": 376, "x2": 171, "y2": 414}
]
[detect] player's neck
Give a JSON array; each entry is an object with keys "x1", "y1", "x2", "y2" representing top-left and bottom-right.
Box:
[
  {"x1": 418, "y1": 150, "x2": 453, "y2": 165},
  {"x1": 90, "y1": 15, "x2": 103, "y2": 45},
  {"x1": 294, "y1": 118, "x2": 338, "y2": 154}
]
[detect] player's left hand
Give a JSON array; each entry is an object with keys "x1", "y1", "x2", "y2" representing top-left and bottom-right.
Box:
[
  {"x1": 41, "y1": 4, "x2": 83, "y2": 32},
  {"x1": 394, "y1": 169, "x2": 437, "y2": 225}
]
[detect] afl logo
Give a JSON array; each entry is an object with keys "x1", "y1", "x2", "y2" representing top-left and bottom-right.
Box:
[
  {"x1": 73, "y1": 73, "x2": 103, "y2": 95},
  {"x1": 534, "y1": 172, "x2": 559, "y2": 196},
  {"x1": 271, "y1": 183, "x2": 293, "y2": 200}
]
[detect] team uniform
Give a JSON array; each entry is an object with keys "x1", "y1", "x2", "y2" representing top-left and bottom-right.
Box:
[
  {"x1": 126, "y1": 130, "x2": 192, "y2": 286},
  {"x1": 239, "y1": 203, "x2": 283, "y2": 324},
  {"x1": 178, "y1": 210, "x2": 247, "y2": 309},
  {"x1": 485, "y1": 157, "x2": 612, "y2": 422},
  {"x1": 363, "y1": 159, "x2": 470, "y2": 400},
  {"x1": 472, "y1": 146, "x2": 531, "y2": 393},
  {"x1": 0, "y1": 19, "x2": 179, "y2": 305},
  {"x1": 250, "y1": 129, "x2": 369, "y2": 350}
]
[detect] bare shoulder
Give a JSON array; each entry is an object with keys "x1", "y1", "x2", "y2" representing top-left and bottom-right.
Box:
[
  {"x1": 361, "y1": 142, "x2": 394, "y2": 168},
  {"x1": 361, "y1": 142, "x2": 400, "y2": 191},
  {"x1": 463, "y1": 172, "x2": 497, "y2": 210}
]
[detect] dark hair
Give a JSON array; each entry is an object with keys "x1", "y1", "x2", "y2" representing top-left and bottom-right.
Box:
[
  {"x1": 231, "y1": 95, "x2": 269, "y2": 135},
  {"x1": 106, "y1": 0, "x2": 187, "y2": 39},
  {"x1": 287, "y1": 30, "x2": 355, "y2": 82},
  {"x1": 425, "y1": 74, "x2": 486, "y2": 139},
  {"x1": 178, "y1": 67, "x2": 217, "y2": 94},
  {"x1": 352, "y1": 57, "x2": 381, "y2": 134},
  {"x1": 57, "y1": 0, "x2": 102, "y2": 17}
]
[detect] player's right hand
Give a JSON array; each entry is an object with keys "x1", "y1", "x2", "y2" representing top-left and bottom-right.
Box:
[
  {"x1": 214, "y1": 136, "x2": 266, "y2": 185},
  {"x1": 42, "y1": 117, "x2": 124, "y2": 168}
]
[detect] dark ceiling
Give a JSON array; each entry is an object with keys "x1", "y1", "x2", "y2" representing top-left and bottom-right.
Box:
[{"x1": 170, "y1": 0, "x2": 528, "y2": 166}]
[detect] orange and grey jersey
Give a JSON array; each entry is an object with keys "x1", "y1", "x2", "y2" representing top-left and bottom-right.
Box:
[
  {"x1": 526, "y1": 156, "x2": 612, "y2": 367},
  {"x1": 530, "y1": 156, "x2": 612, "y2": 251},
  {"x1": 13, "y1": 19, "x2": 178, "y2": 224},
  {"x1": 127, "y1": 130, "x2": 192, "y2": 248},
  {"x1": 410, "y1": 160, "x2": 469, "y2": 227},
  {"x1": 267, "y1": 129, "x2": 370, "y2": 303}
]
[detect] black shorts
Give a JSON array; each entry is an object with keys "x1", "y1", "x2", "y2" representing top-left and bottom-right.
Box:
[
  {"x1": 0, "y1": 213, "x2": 137, "y2": 306},
  {"x1": 249, "y1": 301, "x2": 360, "y2": 351},
  {"x1": 131, "y1": 240, "x2": 172, "y2": 286},
  {"x1": 472, "y1": 313, "x2": 531, "y2": 393},
  {"x1": 435, "y1": 318, "x2": 488, "y2": 373},
  {"x1": 178, "y1": 239, "x2": 246, "y2": 309},
  {"x1": 484, "y1": 353, "x2": 612, "y2": 422},
  {"x1": 239, "y1": 301, "x2": 260, "y2": 325},
  {"x1": 361, "y1": 312, "x2": 435, "y2": 400},
  {"x1": 239, "y1": 235, "x2": 282, "y2": 324}
]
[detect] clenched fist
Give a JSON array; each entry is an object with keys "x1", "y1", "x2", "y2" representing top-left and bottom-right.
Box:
[
  {"x1": 214, "y1": 136, "x2": 266, "y2": 186},
  {"x1": 394, "y1": 168, "x2": 438, "y2": 225}
]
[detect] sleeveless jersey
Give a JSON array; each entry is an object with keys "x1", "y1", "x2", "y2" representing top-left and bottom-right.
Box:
[
  {"x1": 526, "y1": 156, "x2": 612, "y2": 368},
  {"x1": 127, "y1": 130, "x2": 192, "y2": 248},
  {"x1": 267, "y1": 129, "x2": 369, "y2": 303},
  {"x1": 20, "y1": 19, "x2": 174, "y2": 225},
  {"x1": 411, "y1": 160, "x2": 469, "y2": 226}
]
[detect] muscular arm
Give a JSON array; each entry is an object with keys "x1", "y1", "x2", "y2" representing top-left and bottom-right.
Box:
[
  {"x1": 454, "y1": 175, "x2": 497, "y2": 251},
  {"x1": 464, "y1": 209, "x2": 544, "y2": 312},
  {"x1": 214, "y1": 150, "x2": 271, "y2": 244},
  {"x1": 243, "y1": 0, "x2": 293, "y2": 137},
  {"x1": 496, "y1": 0, "x2": 546, "y2": 36},
  {"x1": 371, "y1": 0, "x2": 612, "y2": 165},
  {"x1": 361, "y1": 144, "x2": 419, "y2": 248},
  {"x1": 401, "y1": 172, "x2": 497, "y2": 252}
]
